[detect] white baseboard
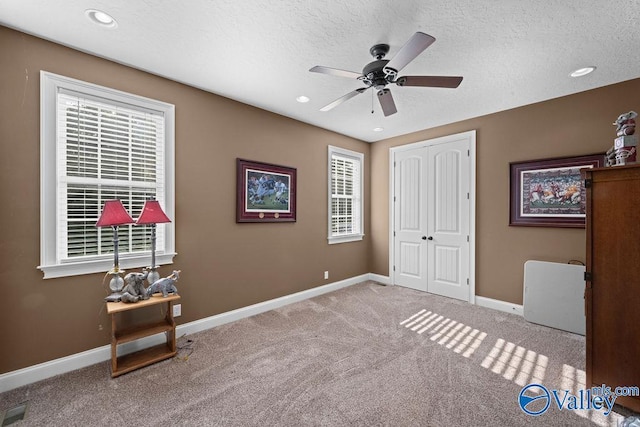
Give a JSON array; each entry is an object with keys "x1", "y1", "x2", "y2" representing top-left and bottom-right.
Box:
[
  {"x1": 0, "y1": 345, "x2": 110, "y2": 394},
  {"x1": 475, "y1": 295, "x2": 524, "y2": 316},
  {"x1": 368, "y1": 273, "x2": 391, "y2": 285},
  {"x1": 0, "y1": 274, "x2": 370, "y2": 393}
]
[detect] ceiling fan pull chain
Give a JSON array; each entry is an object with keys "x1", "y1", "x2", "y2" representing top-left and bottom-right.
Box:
[{"x1": 371, "y1": 89, "x2": 374, "y2": 114}]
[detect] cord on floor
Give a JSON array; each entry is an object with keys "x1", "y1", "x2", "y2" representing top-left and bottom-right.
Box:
[{"x1": 175, "y1": 336, "x2": 194, "y2": 361}]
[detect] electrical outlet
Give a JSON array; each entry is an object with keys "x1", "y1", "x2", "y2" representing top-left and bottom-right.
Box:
[
  {"x1": 173, "y1": 304, "x2": 182, "y2": 317},
  {"x1": 324, "y1": 271, "x2": 329, "y2": 280}
]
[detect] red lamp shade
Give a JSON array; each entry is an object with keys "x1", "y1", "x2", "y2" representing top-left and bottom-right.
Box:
[
  {"x1": 136, "y1": 200, "x2": 171, "y2": 225},
  {"x1": 96, "y1": 200, "x2": 134, "y2": 227}
]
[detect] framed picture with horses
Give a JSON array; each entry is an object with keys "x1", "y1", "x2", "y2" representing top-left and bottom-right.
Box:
[
  {"x1": 509, "y1": 153, "x2": 604, "y2": 228},
  {"x1": 236, "y1": 158, "x2": 297, "y2": 223}
]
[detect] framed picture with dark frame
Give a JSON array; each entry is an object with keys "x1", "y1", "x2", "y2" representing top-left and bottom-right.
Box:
[
  {"x1": 236, "y1": 158, "x2": 297, "y2": 223},
  {"x1": 509, "y1": 153, "x2": 604, "y2": 228}
]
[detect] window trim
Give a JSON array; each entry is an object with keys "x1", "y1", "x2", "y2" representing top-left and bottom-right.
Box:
[
  {"x1": 39, "y1": 71, "x2": 176, "y2": 279},
  {"x1": 327, "y1": 145, "x2": 364, "y2": 244}
]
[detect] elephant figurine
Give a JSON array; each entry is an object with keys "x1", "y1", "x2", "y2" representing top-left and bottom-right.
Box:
[
  {"x1": 147, "y1": 270, "x2": 180, "y2": 297},
  {"x1": 120, "y1": 270, "x2": 150, "y2": 303}
]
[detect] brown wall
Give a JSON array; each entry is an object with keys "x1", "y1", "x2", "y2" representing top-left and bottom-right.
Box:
[
  {"x1": 0, "y1": 26, "x2": 371, "y2": 374},
  {"x1": 370, "y1": 78, "x2": 640, "y2": 304},
  {"x1": 3, "y1": 23, "x2": 640, "y2": 375}
]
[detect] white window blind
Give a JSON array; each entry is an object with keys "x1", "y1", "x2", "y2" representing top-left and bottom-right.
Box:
[
  {"x1": 328, "y1": 146, "x2": 364, "y2": 244},
  {"x1": 58, "y1": 91, "x2": 165, "y2": 261},
  {"x1": 40, "y1": 71, "x2": 176, "y2": 278}
]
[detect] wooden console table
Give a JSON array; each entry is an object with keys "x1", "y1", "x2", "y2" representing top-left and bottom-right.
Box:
[{"x1": 106, "y1": 294, "x2": 180, "y2": 377}]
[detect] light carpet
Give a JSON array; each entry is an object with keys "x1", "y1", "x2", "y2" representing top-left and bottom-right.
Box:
[{"x1": 0, "y1": 281, "x2": 633, "y2": 426}]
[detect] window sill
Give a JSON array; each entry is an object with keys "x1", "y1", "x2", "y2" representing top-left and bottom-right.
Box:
[
  {"x1": 38, "y1": 252, "x2": 177, "y2": 279},
  {"x1": 328, "y1": 234, "x2": 364, "y2": 245}
]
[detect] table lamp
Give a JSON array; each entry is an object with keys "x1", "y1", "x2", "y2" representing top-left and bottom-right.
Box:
[
  {"x1": 136, "y1": 198, "x2": 171, "y2": 285},
  {"x1": 96, "y1": 200, "x2": 134, "y2": 302}
]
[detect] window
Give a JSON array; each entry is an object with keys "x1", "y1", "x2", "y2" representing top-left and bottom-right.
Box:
[
  {"x1": 328, "y1": 145, "x2": 364, "y2": 244},
  {"x1": 39, "y1": 71, "x2": 175, "y2": 278}
]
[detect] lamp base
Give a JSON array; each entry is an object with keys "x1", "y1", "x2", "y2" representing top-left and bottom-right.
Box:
[
  {"x1": 104, "y1": 292, "x2": 123, "y2": 303},
  {"x1": 147, "y1": 269, "x2": 161, "y2": 286},
  {"x1": 104, "y1": 273, "x2": 125, "y2": 302},
  {"x1": 109, "y1": 274, "x2": 124, "y2": 292}
]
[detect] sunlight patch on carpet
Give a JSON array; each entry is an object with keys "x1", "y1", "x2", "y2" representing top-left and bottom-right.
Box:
[
  {"x1": 480, "y1": 338, "x2": 548, "y2": 386},
  {"x1": 400, "y1": 309, "x2": 486, "y2": 358},
  {"x1": 478, "y1": 340, "x2": 619, "y2": 425},
  {"x1": 398, "y1": 307, "x2": 624, "y2": 426},
  {"x1": 560, "y1": 363, "x2": 586, "y2": 394},
  {"x1": 559, "y1": 364, "x2": 617, "y2": 426}
]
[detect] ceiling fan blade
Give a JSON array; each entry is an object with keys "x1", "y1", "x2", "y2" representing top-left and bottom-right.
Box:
[
  {"x1": 384, "y1": 32, "x2": 436, "y2": 74},
  {"x1": 309, "y1": 65, "x2": 363, "y2": 79},
  {"x1": 320, "y1": 87, "x2": 368, "y2": 112},
  {"x1": 396, "y1": 76, "x2": 463, "y2": 88},
  {"x1": 377, "y1": 89, "x2": 397, "y2": 116}
]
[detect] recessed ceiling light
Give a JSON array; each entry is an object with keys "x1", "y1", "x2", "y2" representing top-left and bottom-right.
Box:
[
  {"x1": 85, "y1": 9, "x2": 117, "y2": 28},
  {"x1": 373, "y1": 127, "x2": 384, "y2": 132},
  {"x1": 296, "y1": 95, "x2": 310, "y2": 103},
  {"x1": 570, "y1": 66, "x2": 596, "y2": 78}
]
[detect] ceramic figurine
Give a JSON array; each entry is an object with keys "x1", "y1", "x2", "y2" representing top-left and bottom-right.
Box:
[
  {"x1": 120, "y1": 270, "x2": 150, "y2": 303},
  {"x1": 613, "y1": 111, "x2": 637, "y2": 136},
  {"x1": 146, "y1": 270, "x2": 180, "y2": 297}
]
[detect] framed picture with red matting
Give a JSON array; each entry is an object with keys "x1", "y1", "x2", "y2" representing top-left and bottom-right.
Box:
[
  {"x1": 236, "y1": 158, "x2": 296, "y2": 223},
  {"x1": 509, "y1": 153, "x2": 604, "y2": 228}
]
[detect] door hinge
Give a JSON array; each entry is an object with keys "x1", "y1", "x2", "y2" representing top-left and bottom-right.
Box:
[
  {"x1": 467, "y1": 149, "x2": 470, "y2": 156},
  {"x1": 467, "y1": 192, "x2": 470, "y2": 200},
  {"x1": 584, "y1": 271, "x2": 593, "y2": 282},
  {"x1": 466, "y1": 278, "x2": 469, "y2": 285},
  {"x1": 393, "y1": 265, "x2": 396, "y2": 271},
  {"x1": 394, "y1": 196, "x2": 396, "y2": 202},
  {"x1": 393, "y1": 231, "x2": 396, "y2": 237},
  {"x1": 467, "y1": 235, "x2": 469, "y2": 242},
  {"x1": 394, "y1": 161, "x2": 396, "y2": 167},
  {"x1": 584, "y1": 179, "x2": 592, "y2": 188}
]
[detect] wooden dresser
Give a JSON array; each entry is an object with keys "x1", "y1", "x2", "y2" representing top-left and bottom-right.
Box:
[{"x1": 584, "y1": 164, "x2": 640, "y2": 412}]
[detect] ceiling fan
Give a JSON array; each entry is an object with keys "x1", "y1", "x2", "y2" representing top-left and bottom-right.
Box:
[{"x1": 310, "y1": 32, "x2": 463, "y2": 117}]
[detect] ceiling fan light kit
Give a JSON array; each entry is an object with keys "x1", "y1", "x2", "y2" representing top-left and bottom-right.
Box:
[{"x1": 310, "y1": 32, "x2": 463, "y2": 117}]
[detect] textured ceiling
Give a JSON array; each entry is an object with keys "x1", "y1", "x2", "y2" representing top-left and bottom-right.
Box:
[{"x1": 2, "y1": 1, "x2": 639, "y2": 142}]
